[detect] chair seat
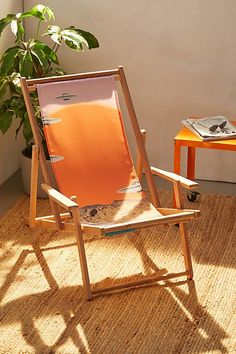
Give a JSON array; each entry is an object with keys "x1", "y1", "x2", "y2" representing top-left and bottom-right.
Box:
[{"x1": 79, "y1": 198, "x2": 199, "y2": 231}]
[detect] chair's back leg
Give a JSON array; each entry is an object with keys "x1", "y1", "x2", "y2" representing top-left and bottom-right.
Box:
[
  {"x1": 119, "y1": 66, "x2": 160, "y2": 208},
  {"x1": 136, "y1": 129, "x2": 146, "y2": 181},
  {"x1": 29, "y1": 145, "x2": 39, "y2": 228},
  {"x1": 21, "y1": 77, "x2": 63, "y2": 229}
]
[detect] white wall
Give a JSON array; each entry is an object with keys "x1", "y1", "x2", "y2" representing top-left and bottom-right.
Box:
[
  {"x1": 24, "y1": 0, "x2": 236, "y2": 182},
  {"x1": 0, "y1": 1, "x2": 24, "y2": 186}
]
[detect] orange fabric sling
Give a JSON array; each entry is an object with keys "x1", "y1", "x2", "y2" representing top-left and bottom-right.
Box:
[{"x1": 37, "y1": 76, "x2": 143, "y2": 207}]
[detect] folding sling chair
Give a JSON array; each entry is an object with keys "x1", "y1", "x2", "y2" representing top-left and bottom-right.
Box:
[{"x1": 20, "y1": 66, "x2": 200, "y2": 300}]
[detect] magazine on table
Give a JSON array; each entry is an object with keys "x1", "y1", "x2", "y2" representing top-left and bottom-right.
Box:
[{"x1": 182, "y1": 116, "x2": 236, "y2": 141}]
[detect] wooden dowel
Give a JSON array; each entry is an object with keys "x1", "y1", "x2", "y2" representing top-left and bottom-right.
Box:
[
  {"x1": 35, "y1": 212, "x2": 71, "y2": 221},
  {"x1": 104, "y1": 210, "x2": 196, "y2": 233},
  {"x1": 25, "y1": 69, "x2": 120, "y2": 87},
  {"x1": 92, "y1": 271, "x2": 189, "y2": 295},
  {"x1": 38, "y1": 219, "x2": 103, "y2": 235}
]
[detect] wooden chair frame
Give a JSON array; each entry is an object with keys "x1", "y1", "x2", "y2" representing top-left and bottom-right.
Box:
[{"x1": 21, "y1": 66, "x2": 200, "y2": 300}]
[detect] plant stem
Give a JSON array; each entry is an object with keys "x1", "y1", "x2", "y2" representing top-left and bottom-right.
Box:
[
  {"x1": 45, "y1": 43, "x2": 60, "y2": 75},
  {"x1": 54, "y1": 43, "x2": 60, "y2": 54},
  {"x1": 36, "y1": 20, "x2": 42, "y2": 40}
]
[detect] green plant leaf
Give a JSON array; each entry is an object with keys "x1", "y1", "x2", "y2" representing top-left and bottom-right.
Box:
[
  {"x1": 0, "y1": 14, "x2": 15, "y2": 37},
  {"x1": 16, "y1": 22, "x2": 24, "y2": 43},
  {"x1": 61, "y1": 29, "x2": 87, "y2": 51},
  {"x1": 5, "y1": 73, "x2": 22, "y2": 95},
  {"x1": 0, "y1": 77, "x2": 9, "y2": 99},
  {"x1": 67, "y1": 27, "x2": 99, "y2": 49},
  {"x1": 32, "y1": 41, "x2": 59, "y2": 64},
  {"x1": 31, "y1": 48, "x2": 48, "y2": 73},
  {"x1": 65, "y1": 39, "x2": 82, "y2": 51},
  {"x1": 20, "y1": 5, "x2": 54, "y2": 21},
  {"x1": 45, "y1": 24, "x2": 61, "y2": 34},
  {"x1": 10, "y1": 19, "x2": 18, "y2": 36},
  {"x1": 20, "y1": 9, "x2": 44, "y2": 21},
  {"x1": 0, "y1": 47, "x2": 21, "y2": 75},
  {"x1": 9, "y1": 96, "x2": 25, "y2": 115},
  {"x1": 19, "y1": 51, "x2": 33, "y2": 77},
  {"x1": 23, "y1": 114, "x2": 33, "y2": 143},
  {"x1": 10, "y1": 18, "x2": 25, "y2": 43},
  {"x1": 0, "y1": 4, "x2": 99, "y2": 150},
  {"x1": 9, "y1": 73, "x2": 21, "y2": 94},
  {"x1": 0, "y1": 110, "x2": 13, "y2": 134},
  {"x1": 45, "y1": 25, "x2": 62, "y2": 44}
]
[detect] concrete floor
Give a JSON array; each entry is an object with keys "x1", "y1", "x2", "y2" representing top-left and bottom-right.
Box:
[
  {"x1": 0, "y1": 170, "x2": 25, "y2": 217},
  {"x1": 0, "y1": 169, "x2": 235, "y2": 217}
]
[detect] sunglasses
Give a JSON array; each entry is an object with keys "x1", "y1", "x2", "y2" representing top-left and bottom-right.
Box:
[{"x1": 209, "y1": 121, "x2": 227, "y2": 132}]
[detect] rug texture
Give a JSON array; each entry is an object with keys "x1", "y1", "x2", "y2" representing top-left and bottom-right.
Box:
[{"x1": 0, "y1": 191, "x2": 236, "y2": 353}]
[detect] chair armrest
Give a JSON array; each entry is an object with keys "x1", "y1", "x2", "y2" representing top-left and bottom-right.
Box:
[
  {"x1": 41, "y1": 183, "x2": 79, "y2": 211},
  {"x1": 150, "y1": 167, "x2": 198, "y2": 190}
]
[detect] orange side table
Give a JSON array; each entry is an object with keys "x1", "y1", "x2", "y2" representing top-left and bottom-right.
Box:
[{"x1": 174, "y1": 122, "x2": 236, "y2": 180}]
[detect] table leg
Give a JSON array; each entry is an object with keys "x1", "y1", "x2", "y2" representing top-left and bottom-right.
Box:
[
  {"x1": 187, "y1": 147, "x2": 196, "y2": 180},
  {"x1": 173, "y1": 141, "x2": 181, "y2": 207},
  {"x1": 174, "y1": 140, "x2": 181, "y2": 175}
]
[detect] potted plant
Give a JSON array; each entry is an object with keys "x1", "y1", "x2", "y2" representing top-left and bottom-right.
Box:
[{"x1": 0, "y1": 4, "x2": 99, "y2": 196}]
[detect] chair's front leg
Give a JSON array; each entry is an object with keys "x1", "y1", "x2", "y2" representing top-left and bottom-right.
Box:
[
  {"x1": 173, "y1": 180, "x2": 193, "y2": 279},
  {"x1": 70, "y1": 203, "x2": 92, "y2": 301},
  {"x1": 173, "y1": 180, "x2": 183, "y2": 209},
  {"x1": 179, "y1": 223, "x2": 193, "y2": 279}
]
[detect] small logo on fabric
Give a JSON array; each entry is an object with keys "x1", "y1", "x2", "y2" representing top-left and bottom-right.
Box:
[
  {"x1": 55, "y1": 92, "x2": 77, "y2": 101},
  {"x1": 117, "y1": 181, "x2": 142, "y2": 193},
  {"x1": 42, "y1": 118, "x2": 62, "y2": 125},
  {"x1": 50, "y1": 155, "x2": 64, "y2": 163}
]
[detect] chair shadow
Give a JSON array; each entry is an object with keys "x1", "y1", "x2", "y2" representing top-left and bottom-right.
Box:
[
  {"x1": 2, "y1": 188, "x2": 236, "y2": 271},
  {"x1": 0, "y1": 279, "x2": 228, "y2": 353},
  {"x1": 0, "y1": 231, "x2": 229, "y2": 353}
]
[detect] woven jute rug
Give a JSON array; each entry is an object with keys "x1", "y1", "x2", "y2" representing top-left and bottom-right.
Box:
[{"x1": 0, "y1": 191, "x2": 236, "y2": 353}]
